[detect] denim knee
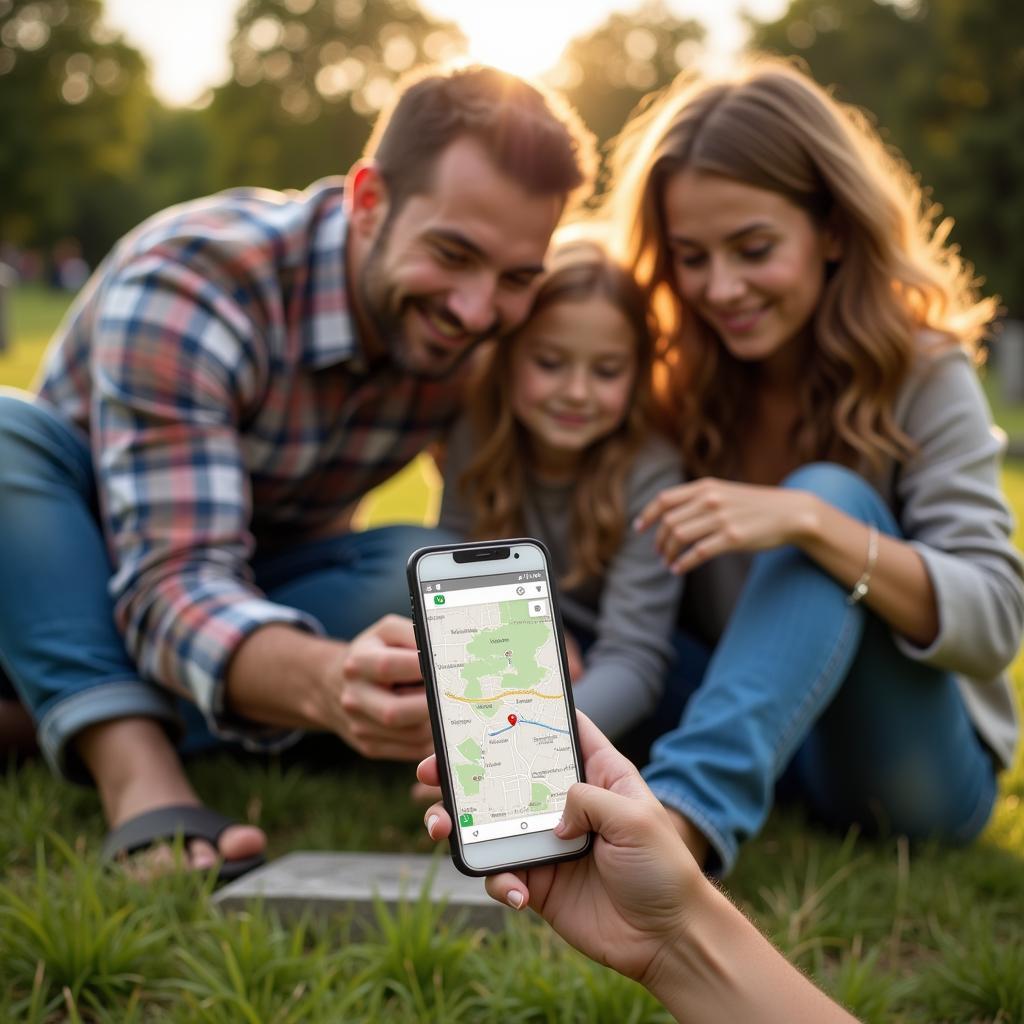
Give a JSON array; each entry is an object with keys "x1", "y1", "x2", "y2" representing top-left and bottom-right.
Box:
[
  {"x1": 0, "y1": 388, "x2": 40, "y2": 431},
  {"x1": 0, "y1": 390, "x2": 92, "y2": 494},
  {"x1": 782, "y1": 462, "x2": 895, "y2": 530},
  {"x1": 356, "y1": 524, "x2": 461, "y2": 617},
  {"x1": 258, "y1": 524, "x2": 462, "y2": 640}
]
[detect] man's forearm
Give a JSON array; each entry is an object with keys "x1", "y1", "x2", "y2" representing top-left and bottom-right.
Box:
[
  {"x1": 225, "y1": 624, "x2": 343, "y2": 731},
  {"x1": 647, "y1": 883, "x2": 855, "y2": 1024}
]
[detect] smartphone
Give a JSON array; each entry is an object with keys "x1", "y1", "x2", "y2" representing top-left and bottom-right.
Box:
[{"x1": 407, "y1": 538, "x2": 591, "y2": 877}]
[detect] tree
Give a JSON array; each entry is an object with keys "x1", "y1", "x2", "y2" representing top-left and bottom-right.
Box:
[
  {"x1": 0, "y1": 0, "x2": 151, "y2": 264},
  {"x1": 138, "y1": 104, "x2": 215, "y2": 215},
  {"x1": 551, "y1": 1, "x2": 705, "y2": 162},
  {"x1": 749, "y1": 0, "x2": 1024, "y2": 314},
  {"x1": 204, "y1": 0, "x2": 465, "y2": 192}
]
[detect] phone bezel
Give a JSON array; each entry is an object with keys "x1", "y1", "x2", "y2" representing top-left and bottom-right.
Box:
[{"x1": 408, "y1": 538, "x2": 591, "y2": 877}]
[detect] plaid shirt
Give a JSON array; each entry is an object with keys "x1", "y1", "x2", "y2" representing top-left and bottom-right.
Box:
[{"x1": 36, "y1": 179, "x2": 467, "y2": 742}]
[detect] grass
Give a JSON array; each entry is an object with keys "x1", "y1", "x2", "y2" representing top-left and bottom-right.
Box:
[{"x1": 2, "y1": 286, "x2": 1024, "y2": 1021}]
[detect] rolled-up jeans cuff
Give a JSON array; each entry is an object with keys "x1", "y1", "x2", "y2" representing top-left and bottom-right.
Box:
[
  {"x1": 647, "y1": 783, "x2": 737, "y2": 877},
  {"x1": 37, "y1": 680, "x2": 183, "y2": 784}
]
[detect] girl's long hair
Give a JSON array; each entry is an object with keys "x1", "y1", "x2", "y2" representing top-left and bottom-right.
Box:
[
  {"x1": 457, "y1": 243, "x2": 658, "y2": 588},
  {"x1": 604, "y1": 57, "x2": 997, "y2": 478}
]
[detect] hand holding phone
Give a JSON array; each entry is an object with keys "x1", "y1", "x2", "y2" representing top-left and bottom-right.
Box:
[
  {"x1": 407, "y1": 539, "x2": 591, "y2": 876},
  {"x1": 417, "y1": 712, "x2": 702, "y2": 985}
]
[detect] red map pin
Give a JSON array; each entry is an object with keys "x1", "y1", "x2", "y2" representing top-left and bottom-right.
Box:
[{"x1": 507, "y1": 714, "x2": 518, "y2": 726}]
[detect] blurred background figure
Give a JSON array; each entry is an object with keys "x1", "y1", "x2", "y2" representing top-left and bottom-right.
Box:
[{"x1": 49, "y1": 238, "x2": 89, "y2": 292}]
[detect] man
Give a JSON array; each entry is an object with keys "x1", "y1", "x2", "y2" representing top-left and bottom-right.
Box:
[{"x1": 0, "y1": 65, "x2": 594, "y2": 877}]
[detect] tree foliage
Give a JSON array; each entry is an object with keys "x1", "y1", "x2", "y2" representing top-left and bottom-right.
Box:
[
  {"x1": 1, "y1": 0, "x2": 1017, "y2": 308},
  {"x1": 749, "y1": 0, "x2": 1024, "y2": 313},
  {"x1": 552, "y1": 1, "x2": 704, "y2": 167},
  {"x1": 0, "y1": 0, "x2": 150, "y2": 262},
  {"x1": 204, "y1": 0, "x2": 465, "y2": 192}
]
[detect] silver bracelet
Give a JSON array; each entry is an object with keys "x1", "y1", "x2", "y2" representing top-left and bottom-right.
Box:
[{"x1": 847, "y1": 524, "x2": 879, "y2": 605}]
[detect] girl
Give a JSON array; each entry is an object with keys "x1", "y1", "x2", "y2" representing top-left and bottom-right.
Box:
[
  {"x1": 439, "y1": 241, "x2": 683, "y2": 739},
  {"x1": 606, "y1": 59, "x2": 1024, "y2": 874}
]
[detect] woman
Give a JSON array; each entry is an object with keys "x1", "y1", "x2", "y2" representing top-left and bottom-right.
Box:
[{"x1": 605, "y1": 58, "x2": 1023, "y2": 874}]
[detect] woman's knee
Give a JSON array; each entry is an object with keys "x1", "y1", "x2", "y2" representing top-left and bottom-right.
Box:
[{"x1": 781, "y1": 462, "x2": 889, "y2": 524}]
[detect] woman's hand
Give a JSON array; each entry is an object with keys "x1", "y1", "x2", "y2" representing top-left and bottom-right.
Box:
[
  {"x1": 635, "y1": 479, "x2": 819, "y2": 574},
  {"x1": 416, "y1": 714, "x2": 707, "y2": 987}
]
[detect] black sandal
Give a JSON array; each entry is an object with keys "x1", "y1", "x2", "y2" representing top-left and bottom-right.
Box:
[{"x1": 102, "y1": 804, "x2": 265, "y2": 883}]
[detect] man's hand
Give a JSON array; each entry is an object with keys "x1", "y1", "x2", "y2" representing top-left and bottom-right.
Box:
[
  {"x1": 226, "y1": 616, "x2": 434, "y2": 763},
  {"x1": 417, "y1": 714, "x2": 704, "y2": 986},
  {"x1": 324, "y1": 615, "x2": 434, "y2": 762}
]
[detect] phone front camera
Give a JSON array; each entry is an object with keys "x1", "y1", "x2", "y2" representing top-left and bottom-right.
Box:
[{"x1": 514, "y1": 552, "x2": 520, "y2": 559}]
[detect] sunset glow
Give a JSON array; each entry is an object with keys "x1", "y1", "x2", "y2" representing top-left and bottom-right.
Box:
[
  {"x1": 430, "y1": 1, "x2": 612, "y2": 80},
  {"x1": 102, "y1": 0, "x2": 788, "y2": 107}
]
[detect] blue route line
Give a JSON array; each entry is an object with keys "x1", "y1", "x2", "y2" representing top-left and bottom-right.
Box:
[{"x1": 488, "y1": 720, "x2": 570, "y2": 737}]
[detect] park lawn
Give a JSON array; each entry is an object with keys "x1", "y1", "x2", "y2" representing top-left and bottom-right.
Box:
[{"x1": 1, "y1": 288, "x2": 1023, "y2": 1021}]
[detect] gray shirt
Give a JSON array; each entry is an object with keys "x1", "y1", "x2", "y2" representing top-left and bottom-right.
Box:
[
  {"x1": 439, "y1": 416, "x2": 684, "y2": 738},
  {"x1": 678, "y1": 347, "x2": 1024, "y2": 768}
]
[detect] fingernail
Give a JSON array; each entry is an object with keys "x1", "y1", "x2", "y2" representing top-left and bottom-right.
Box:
[
  {"x1": 553, "y1": 818, "x2": 567, "y2": 836},
  {"x1": 426, "y1": 814, "x2": 439, "y2": 839},
  {"x1": 507, "y1": 890, "x2": 524, "y2": 909},
  {"x1": 193, "y1": 851, "x2": 216, "y2": 870}
]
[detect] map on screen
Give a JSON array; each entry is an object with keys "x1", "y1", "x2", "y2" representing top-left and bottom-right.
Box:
[{"x1": 424, "y1": 592, "x2": 577, "y2": 839}]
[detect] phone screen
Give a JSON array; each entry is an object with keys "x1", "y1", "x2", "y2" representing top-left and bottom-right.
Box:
[{"x1": 419, "y1": 566, "x2": 579, "y2": 846}]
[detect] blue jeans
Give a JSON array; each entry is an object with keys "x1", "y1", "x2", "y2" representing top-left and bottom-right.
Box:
[
  {"x1": 0, "y1": 390, "x2": 449, "y2": 780},
  {"x1": 643, "y1": 463, "x2": 998, "y2": 875}
]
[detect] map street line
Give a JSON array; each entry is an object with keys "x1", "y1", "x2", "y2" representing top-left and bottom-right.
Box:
[
  {"x1": 488, "y1": 720, "x2": 572, "y2": 737},
  {"x1": 442, "y1": 688, "x2": 562, "y2": 704}
]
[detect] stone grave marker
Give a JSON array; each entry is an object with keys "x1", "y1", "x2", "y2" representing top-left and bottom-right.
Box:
[{"x1": 213, "y1": 851, "x2": 507, "y2": 931}]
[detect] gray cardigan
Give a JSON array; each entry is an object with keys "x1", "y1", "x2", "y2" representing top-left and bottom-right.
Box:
[
  {"x1": 678, "y1": 347, "x2": 1024, "y2": 768},
  {"x1": 439, "y1": 418, "x2": 684, "y2": 738}
]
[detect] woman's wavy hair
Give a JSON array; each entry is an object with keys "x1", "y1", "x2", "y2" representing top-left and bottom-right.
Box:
[
  {"x1": 456, "y1": 240, "x2": 658, "y2": 588},
  {"x1": 604, "y1": 57, "x2": 997, "y2": 478}
]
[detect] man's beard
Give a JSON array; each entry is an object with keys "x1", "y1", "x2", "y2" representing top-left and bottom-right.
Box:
[{"x1": 357, "y1": 226, "x2": 501, "y2": 380}]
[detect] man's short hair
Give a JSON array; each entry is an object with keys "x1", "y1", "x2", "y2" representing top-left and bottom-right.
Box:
[{"x1": 364, "y1": 64, "x2": 596, "y2": 212}]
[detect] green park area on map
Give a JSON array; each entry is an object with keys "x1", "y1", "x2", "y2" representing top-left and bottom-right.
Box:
[
  {"x1": 455, "y1": 763, "x2": 482, "y2": 796},
  {"x1": 459, "y1": 600, "x2": 549, "y2": 715},
  {"x1": 457, "y1": 737, "x2": 482, "y2": 763},
  {"x1": 529, "y1": 782, "x2": 552, "y2": 812}
]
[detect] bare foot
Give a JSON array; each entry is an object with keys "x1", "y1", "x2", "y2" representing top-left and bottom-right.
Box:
[
  {"x1": 0, "y1": 698, "x2": 38, "y2": 757},
  {"x1": 77, "y1": 716, "x2": 266, "y2": 878}
]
